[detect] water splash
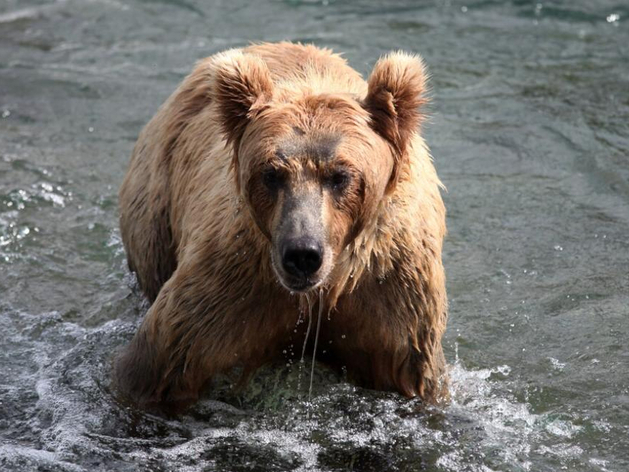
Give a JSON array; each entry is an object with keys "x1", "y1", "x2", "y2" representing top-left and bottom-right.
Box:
[{"x1": 0, "y1": 304, "x2": 611, "y2": 471}]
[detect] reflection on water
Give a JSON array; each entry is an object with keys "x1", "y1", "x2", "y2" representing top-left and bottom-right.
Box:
[{"x1": 1, "y1": 0, "x2": 628, "y2": 470}]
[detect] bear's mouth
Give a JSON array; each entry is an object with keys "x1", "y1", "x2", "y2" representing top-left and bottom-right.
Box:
[{"x1": 280, "y1": 275, "x2": 320, "y2": 293}]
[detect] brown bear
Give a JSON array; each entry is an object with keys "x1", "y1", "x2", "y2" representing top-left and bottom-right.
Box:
[{"x1": 115, "y1": 42, "x2": 448, "y2": 413}]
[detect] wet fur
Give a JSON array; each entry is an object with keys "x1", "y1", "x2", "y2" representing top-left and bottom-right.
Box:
[{"x1": 116, "y1": 42, "x2": 448, "y2": 412}]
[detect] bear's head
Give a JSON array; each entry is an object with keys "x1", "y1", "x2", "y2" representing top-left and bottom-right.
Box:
[{"x1": 214, "y1": 50, "x2": 427, "y2": 292}]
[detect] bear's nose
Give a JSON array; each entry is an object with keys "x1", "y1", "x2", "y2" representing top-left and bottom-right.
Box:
[{"x1": 282, "y1": 238, "x2": 323, "y2": 278}]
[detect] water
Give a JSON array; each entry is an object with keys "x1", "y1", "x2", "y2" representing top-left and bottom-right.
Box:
[{"x1": 1, "y1": 0, "x2": 628, "y2": 470}]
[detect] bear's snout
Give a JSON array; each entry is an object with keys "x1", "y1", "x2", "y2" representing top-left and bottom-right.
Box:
[{"x1": 282, "y1": 237, "x2": 323, "y2": 279}]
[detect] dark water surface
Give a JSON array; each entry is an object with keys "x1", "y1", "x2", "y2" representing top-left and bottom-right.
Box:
[{"x1": 1, "y1": 1, "x2": 628, "y2": 470}]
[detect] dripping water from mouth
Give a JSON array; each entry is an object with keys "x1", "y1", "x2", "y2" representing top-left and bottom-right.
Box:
[
  {"x1": 308, "y1": 288, "x2": 324, "y2": 402},
  {"x1": 296, "y1": 293, "x2": 314, "y2": 394}
]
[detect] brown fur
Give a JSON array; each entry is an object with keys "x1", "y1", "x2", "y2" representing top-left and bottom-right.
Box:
[{"x1": 116, "y1": 42, "x2": 448, "y2": 413}]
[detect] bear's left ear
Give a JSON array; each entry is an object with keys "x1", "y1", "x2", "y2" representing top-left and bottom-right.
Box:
[
  {"x1": 364, "y1": 52, "x2": 428, "y2": 157},
  {"x1": 213, "y1": 50, "x2": 274, "y2": 148}
]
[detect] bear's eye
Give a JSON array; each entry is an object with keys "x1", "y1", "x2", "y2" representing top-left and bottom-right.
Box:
[
  {"x1": 329, "y1": 170, "x2": 350, "y2": 192},
  {"x1": 262, "y1": 168, "x2": 284, "y2": 191}
]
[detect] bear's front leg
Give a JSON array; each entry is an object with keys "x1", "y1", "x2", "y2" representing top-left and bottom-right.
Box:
[
  {"x1": 113, "y1": 262, "x2": 292, "y2": 414},
  {"x1": 330, "y1": 269, "x2": 449, "y2": 404},
  {"x1": 329, "y1": 323, "x2": 447, "y2": 404}
]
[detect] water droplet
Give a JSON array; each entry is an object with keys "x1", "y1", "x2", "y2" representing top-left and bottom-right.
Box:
[
  {"x1": 535, "y1": 3, "x2": 543, "y2": 15},
  {"x1": 606, "y1": 13, "x2": 620, "y2": 23},
  {"x1": 549, "y1": 357, "x2": 565, "y2": 371}
]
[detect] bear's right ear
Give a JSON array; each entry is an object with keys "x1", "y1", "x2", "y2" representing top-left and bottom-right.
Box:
[{"x1": 213, "y1": 51, "x2": 274, "y2": 148}]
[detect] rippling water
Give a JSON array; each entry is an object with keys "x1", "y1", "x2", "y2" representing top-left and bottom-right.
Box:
[{"x1": 1, "y1": 1, "x2": 628, "y2": 470}]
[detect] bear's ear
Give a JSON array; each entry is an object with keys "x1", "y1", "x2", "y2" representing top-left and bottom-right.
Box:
[
  {"x1": 213, "y1": 51, "x2": 274, "y2": 148},
  {"x1": 364, "y1": 52, "x2": 428, "y2": 156}
]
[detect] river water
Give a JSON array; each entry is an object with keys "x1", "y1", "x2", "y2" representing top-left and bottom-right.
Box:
[{"x1": 1, "y1": 1, "x2": 628, "y2": 471}]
